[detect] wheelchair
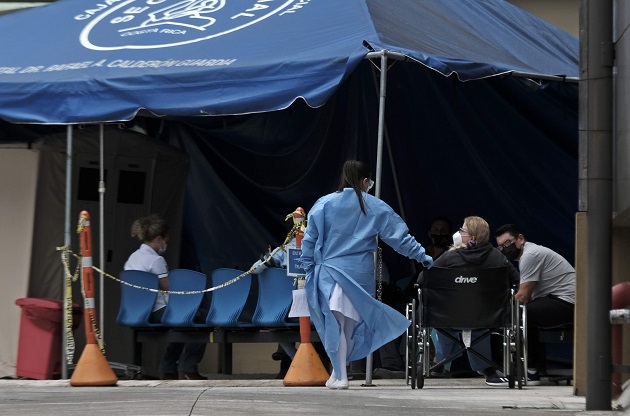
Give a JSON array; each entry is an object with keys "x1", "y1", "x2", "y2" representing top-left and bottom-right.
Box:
[{"x1": 405, "y1": 266, "x2": 525, "y2": 389}]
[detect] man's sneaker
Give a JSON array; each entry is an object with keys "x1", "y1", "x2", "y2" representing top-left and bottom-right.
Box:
[
  {"x1": 430, "y1": 365, "x2": 450, "y2": 378},
  {"x1": 526, "y1": 371, "x2": 541, "y2": 386},
  {"x1": 485, "y1": 374, "x2": 509, "y2": 387},
  {"x1": 178, "y1": 371, "x2": 206, "y2": 380}
]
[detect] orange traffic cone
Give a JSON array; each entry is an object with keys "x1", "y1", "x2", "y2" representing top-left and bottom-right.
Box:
[
  {"x1": 283, "y1": 320, "x2": 329, "y2": 386},
  {"x1": 70, "y1": 211, "x2": 117, "y2": 387},
  {"x1": 70, "y1": 344, "x2": 118, "y2": 386},
  {"x1": 283, "y1": 207, "x2": 329, "y2": 386}
]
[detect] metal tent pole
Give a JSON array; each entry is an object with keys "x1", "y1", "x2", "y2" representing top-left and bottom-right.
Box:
[
  {"x1": 365, "y1": 50, "x2": 389, "y2": 386},
  {"x1": 369, "y1": 62, "x2": 406, "y2": 220},
  {"x1": 62, "y1": 125, "x2": 73, "y2": 379},
  {"x1": 99, "y1": 124, "x2": 106, "y2": 336}
]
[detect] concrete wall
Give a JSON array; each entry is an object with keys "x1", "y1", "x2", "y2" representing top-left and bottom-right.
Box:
[
  {"x1": 0, "y1": 148, "x2": 39, "y2": 377},
  {"x1": 508, "y1": 0, "x2": 579, "y2": 37},
  {"x1": 574, "y1": 0, "x2": 630, "y2": 398},
  {"x1": 615, "y1": 0, "x2": 630, "y2": 221},
  {"x1": 613, "y1": 0, "x2": 630, "y2": 397}
]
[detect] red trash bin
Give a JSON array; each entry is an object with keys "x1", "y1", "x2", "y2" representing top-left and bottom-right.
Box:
[{"x1": 15, "y1": 298, "x2": 82, "y2": 380}]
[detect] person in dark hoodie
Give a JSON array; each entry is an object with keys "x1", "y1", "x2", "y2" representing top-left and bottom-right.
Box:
[{"x1": 416, "y1": 215, "x2": 519, "y2": 387}]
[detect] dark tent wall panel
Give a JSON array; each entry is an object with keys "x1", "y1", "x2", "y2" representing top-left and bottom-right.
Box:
[
  {"x1": 382, "y1": 65, "x2": 578, "y2": 266},
  {"x1": 161, "y1": 79, "x2": 380, "y2": 275},
  {"x1": 160, "y1": 61, "x2": 578, "y2": 283}
]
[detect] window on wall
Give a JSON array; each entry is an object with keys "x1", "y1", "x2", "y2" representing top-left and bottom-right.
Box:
[
  {"x1": 77, "y1": 167, "x2": 106, "y2": 202},
  {"x1": 117, "y1": 170, "x2": 146, "y2": 204}
]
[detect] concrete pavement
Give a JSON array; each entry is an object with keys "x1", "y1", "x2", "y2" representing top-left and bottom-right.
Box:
[{"x1": 1, "y1": 375, "x2": 628, "y2": 416}]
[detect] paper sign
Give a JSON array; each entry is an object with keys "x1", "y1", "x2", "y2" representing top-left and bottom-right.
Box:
[
  {"x1": 288, "y1": 288, "x2": 310, "y2": 317},
  {"x1": 286, "y1": 247, "x2": 304, "y2": 277}
]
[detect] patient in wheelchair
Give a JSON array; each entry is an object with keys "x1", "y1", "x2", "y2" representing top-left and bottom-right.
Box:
[{"x1": 416, "y1": 216, "x2": 519, "y2": 387}]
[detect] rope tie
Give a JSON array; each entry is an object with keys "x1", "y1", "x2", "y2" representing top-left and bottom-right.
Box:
[{"x1": 56, "y1": 246, "x2": 259, "y2": 295}]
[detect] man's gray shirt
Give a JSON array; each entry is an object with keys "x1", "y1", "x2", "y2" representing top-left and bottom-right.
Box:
[{"x1": 519, "y1": 242, "x2": 575, "y2": 304}]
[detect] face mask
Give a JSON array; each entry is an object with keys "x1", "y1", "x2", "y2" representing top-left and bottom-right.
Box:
[
  {"x1": 158, "y1": 244, "x2": 168, "y2": 256},
  {"x1": 501, "y1": 243, "x2": 521, "y2": 261},
  {"x1": 431, "y1": 234, "x2": 450, "y2": 248},
  {"x1": 452, "y1": 231, "x2": 462, "y2": 246},
  {"x1": 367, "y1": 179, "x2": 374, "y2": 192}
]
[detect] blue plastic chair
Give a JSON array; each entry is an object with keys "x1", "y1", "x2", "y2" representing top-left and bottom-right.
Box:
[
  {"x1": 116, "y1": 270, "x2": 162, "y2": 327},
  {"x1": 205, "y1": 268, "x2": 252, "y2": 327},
  {"x1": 160, "y1": 269, "x2": 208, "y2": 327},
  {"x1": 250, "y1": 267, "x2": 298, "y2": 327}
]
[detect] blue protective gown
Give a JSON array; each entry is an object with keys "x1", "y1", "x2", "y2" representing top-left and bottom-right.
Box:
[{"x1": 301, "y1": 188, "x2": 433, "y2": 371}]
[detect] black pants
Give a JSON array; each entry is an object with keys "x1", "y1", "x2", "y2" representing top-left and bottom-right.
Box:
[
  {"x1": 525, "y1": 295, "x2": 574, "y2": 370},
  {"x1": 150, "y1": 307, "x2": 206, "y2": 374}
]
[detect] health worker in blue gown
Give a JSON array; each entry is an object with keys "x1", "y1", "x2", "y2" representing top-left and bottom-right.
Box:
[{"x1": 301, "y1": 160, "x2": 433, "y2": 390}]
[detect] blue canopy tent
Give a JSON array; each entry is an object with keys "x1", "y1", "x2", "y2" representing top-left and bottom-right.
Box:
[
  {"x1": 0, "y1": 0, "x2": 576, "y2": 122},
  {"x1": 0, "y1": 0, "x2": 578, "y2": 374}
]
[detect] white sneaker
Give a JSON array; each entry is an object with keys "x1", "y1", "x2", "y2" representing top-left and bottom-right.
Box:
[
  {"x1": 325, "y1": 375, "x2": 338, "y2": 388},
  {"x1": 327, "y1": 379, "x2": 349, "y2": 390}
]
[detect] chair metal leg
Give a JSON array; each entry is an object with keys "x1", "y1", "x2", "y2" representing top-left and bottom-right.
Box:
[
  {"x1": 512, "y1": 301, "x2": 522, "y2": 389},
  {"x1": 410, "y1": 298, "x2": 417, "y2": 389},
  {"x1": 521, "y1": 303, "x2": 528, "y2": 387},
  {"x1": 416, "y1": 325, "x2": 425, "y2": 389},
  {"x1": 405, "y1": 302, "x2": 412, "y2": 386}
]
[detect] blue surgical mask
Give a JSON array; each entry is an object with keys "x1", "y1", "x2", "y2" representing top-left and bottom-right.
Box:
[{"x1": 158, "y1": 244, "x2": 167, "y2": 256}]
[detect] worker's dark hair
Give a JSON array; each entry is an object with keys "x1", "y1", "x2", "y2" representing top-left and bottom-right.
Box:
[
  {"x1": 494, "y1": 223, "x2": 522, "y2": 239},
  {"x1": 131, "y1": 214, "x2": 168, "y2": 243},
  {"x1": 337, "y1": 160, "x2": 371, "y2": 214},
  {"x1": 430, "y1": 216, "x2": 453, "y2": 233}
]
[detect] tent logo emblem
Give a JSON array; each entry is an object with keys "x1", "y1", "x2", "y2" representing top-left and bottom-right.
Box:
[{"x1": 77, "y1": 0, "x2": 300, "y2": 51}]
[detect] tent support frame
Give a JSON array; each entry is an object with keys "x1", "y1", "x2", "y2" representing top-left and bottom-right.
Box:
[
  {"x1": 99, "y1": 124, "x2": 106, "y2": 336},
  {"x1": 363, "y1": 50, "x2": 390, "y2": 387}
]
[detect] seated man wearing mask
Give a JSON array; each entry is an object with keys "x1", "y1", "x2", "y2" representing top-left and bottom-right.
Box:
[{"x1": 495, "y1": 224, "x2": 575, "y2": 386}]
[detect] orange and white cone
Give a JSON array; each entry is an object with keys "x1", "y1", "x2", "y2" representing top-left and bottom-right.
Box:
[
  {"x1": 283, "y1": 211, "x2": 329, "y2": 386},
  {"x1": 283, "y1": 314, "x2": 330, "y2": 386},
  {"x1": 70, "y1": 211, "x2": 117, "y2": 387}
]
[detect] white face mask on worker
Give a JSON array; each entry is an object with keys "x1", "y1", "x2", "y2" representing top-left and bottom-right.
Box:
[{"x1": 452, "y1": 231, "x2": 462, "y2": 246}]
